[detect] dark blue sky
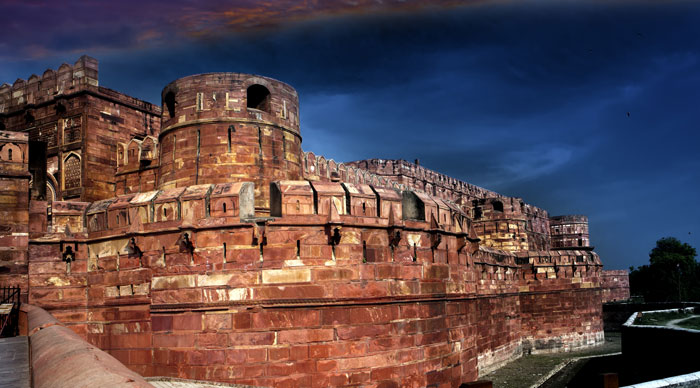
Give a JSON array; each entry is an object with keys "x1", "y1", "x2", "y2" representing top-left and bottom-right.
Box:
[{"x1": 2, "y1": 0, "x2": 699, "y2": 270}]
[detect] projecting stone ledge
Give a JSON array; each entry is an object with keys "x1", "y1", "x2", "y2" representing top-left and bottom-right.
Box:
[{"x1": 22, "y1": 304, "x2": 154, "y2": 388}]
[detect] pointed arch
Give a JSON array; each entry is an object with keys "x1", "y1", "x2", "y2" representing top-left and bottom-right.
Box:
[
  {"x1": 140, "y1": 136, "x2": 158, "y2": 161},
  {"x1": 126, "y1": 138, "x2": 142, "y2": 165},
  {"x1": 62, "y1": 152, "x2": 81, "y2": 190},
  {"x1": 117, "y1": 143, "x2": 127, "y2": 167}
]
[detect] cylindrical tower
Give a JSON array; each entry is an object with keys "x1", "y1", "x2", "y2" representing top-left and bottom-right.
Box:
[
  {"x1": 157, "y1": 73, "x2": 302, "y2": 215},
  {"x1": 549, "y1": 215, "x2": 590, "y2": 249}
]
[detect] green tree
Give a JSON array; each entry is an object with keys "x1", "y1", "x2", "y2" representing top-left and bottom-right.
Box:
[{"x1": 630, "y1": 237, "x2": 699, "y2": 302}]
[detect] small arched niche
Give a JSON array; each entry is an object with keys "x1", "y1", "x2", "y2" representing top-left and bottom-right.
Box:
[
  {"x1": 247, "y1": 84, "x2": 271, "y2": 113},
  {"x1": 492, "y1": 200, "x2": 504, "y2": 213},
  {"x1": 164, "y1": 91, "x2": 176, "y2": 118},
  {"x1": 0, "y1": 143, "x2": 22, "y2": 162}
]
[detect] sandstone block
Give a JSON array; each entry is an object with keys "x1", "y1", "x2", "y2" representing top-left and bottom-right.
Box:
[{"x1": 262, "y1": 268, "x2": 311, "y2": 284}]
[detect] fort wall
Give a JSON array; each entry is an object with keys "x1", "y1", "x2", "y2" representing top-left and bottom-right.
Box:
[
  {"x1": 17, "y1": 178, "x2": 603, "y2": 387},
  {"x1": 0, "y1": 131, "x2": 30, "y2": 293},
  {"x1": 346, "y1": 159, "x2": 499, "y2": 202},
  {"x1": 348, "y1": 159, "x2": 555, "y2": 252},
  {"x1": 601, "y1": 269, "x2": 630, "y2": 303},
  {"x1": 0, "y1": 57, "x2": 617, "y2": 388}
]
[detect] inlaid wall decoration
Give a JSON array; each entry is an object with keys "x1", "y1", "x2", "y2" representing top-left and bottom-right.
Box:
[
  {"x1": 63, "y1": 152, "x2": 81, "y2": 190},
  {"x1": 63, "y1": 115, "x2": 82, "y2": 144}
]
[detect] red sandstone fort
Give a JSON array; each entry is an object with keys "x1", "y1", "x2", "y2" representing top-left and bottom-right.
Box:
[{"x1": 0, "y1": 56, "x2": 629, "y2": 387}]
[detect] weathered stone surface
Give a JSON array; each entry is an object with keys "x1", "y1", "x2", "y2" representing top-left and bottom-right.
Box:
[{"x1": 261, "y1": 268, "x2": 311, "y2": 284}]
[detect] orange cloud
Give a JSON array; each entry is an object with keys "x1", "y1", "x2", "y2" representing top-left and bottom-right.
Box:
[
  {"x1": 1, "y1": 0, "x2": 487, "y2": 60},
  {"x1": 175, "y1": 0, "x2": 485, "y2": 38}
]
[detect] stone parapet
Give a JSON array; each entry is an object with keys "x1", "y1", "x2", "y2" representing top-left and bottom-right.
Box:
[
  {"x1": 22, "y1": 304, "x2": 154, "y2": 388},
  {"x1": 14, "y1": 179, "x2": 604, "y2": 387}
]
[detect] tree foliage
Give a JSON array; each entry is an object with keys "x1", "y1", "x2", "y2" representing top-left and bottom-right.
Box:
[{"x1": 630, "y1": 237, "x2": 700, "y2": 302}]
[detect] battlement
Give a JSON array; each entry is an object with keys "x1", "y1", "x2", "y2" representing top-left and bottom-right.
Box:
[
  {"x1": 0, "y1": 56, "x2": 98, "y2": 116},
  {"x1": 550, "y1": 214, "x2": 588, "y2": 223},
  {"x1": 36, "y1": 178, "x2": 602, "y2": 294},
  {"x1": 303, "y1": 152, "x2": 397, "y2": 188},
  {"x1": 31, "y1": 178, "x2": 602, "y2": 312},
  {"x1": 48, "y1": 180, "x2": 475, "y2": 237},
  {"x1": 347, "y1": 158, "x2": 501, "y2": 201}
]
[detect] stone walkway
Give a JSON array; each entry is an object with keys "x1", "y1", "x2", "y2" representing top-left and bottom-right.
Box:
[{"x1": 0, "y1": 336, "x2": 30, "y2": 388}]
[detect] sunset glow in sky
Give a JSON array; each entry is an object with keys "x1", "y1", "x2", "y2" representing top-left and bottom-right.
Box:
[{"x1": 2, "y1": 0, "x2": 699, "y2": 270}]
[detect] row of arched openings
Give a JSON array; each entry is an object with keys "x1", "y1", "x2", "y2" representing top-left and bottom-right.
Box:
[{"x1": 164, "y1": 84, "x2": 271, "y2": 118}]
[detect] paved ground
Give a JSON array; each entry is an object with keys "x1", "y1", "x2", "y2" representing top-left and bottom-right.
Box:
[
  {"x1": 482, "y1": 332, "x2": 622, "y2": 388},
  {"x1": 0, "y1": 336, "x2": 30, "y2": 388}
]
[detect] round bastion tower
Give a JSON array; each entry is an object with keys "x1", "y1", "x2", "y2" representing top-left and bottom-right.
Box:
[{"x1": 157, "y1": 73, "x2": 302, "y2": 215}]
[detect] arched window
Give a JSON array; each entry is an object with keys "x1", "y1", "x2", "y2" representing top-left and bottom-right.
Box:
[
  {"x1": 46, "y1": 181, "x2": 56, "y2": 202},
  {"x1": 63, "y1": 153, "x2": 81, "y2": 190},
  {"x1": 164, "y1": 91, "x2": 176, "y2": 118},
  {"x1": 1, "y1": 143, "x2": 21, "y2": 162},
  {"x1": 493, "y1": 200, "x2": 504, "y2": 212},
  {"x1": 117, "y1": 145, "x2": 125, "y2": 166},
  {"x1": 247, "y1": 84, "x2": 271, "y2": 113}
]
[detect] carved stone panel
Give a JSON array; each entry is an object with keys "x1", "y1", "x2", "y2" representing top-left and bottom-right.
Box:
[
  {"x1": 63, "y1": 116, "x2": 82, "y2": 144},
  {"x1": 63, "y1": 153, "x2": 81, "y2": 190}
]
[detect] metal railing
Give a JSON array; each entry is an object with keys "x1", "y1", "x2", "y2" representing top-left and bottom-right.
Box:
[{"x1": 0, "y1": 286, "x2": 21, "y2": 337}]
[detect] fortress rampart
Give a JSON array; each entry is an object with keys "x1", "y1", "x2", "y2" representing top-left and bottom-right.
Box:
[
  {"x1": 0, "y1": 57, "x2": 622, "y2": 388},
  {"x1": 601, "y1": 269, "x2": 630, "y2": 303},
  {"x1": 14, "y1": 178, "x2": 604, "y2": 387}
]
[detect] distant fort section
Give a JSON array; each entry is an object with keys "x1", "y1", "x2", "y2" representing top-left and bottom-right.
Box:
[{"x1": 0, "y1": 56, "x2": 628, "y2": 388}]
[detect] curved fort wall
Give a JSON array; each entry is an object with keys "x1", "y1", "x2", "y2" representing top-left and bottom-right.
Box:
[
  {"x1": 550, "y1": 215, "x2": 590, "y2": 249},
  {"x1": 23, "y1": 181, "x2": 603, "y2": 387},
  {"x1": 0, "y1": 58, "x2": 613, "y2": 388}
]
